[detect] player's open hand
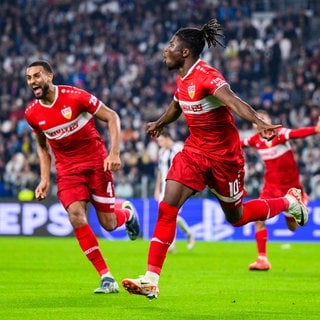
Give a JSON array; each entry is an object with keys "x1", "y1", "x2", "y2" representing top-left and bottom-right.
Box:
[
  {"x1": 257, "y1": 123, "x2": 282, "y2": 141},
  {"x1": 146, "y1": 122, "x2": 164, "y2": 137},
  {"x1": 104, "y1": 154, "x2": 121, "y2": 172},
  {"x1": 35, "y1": 180, "x2": 49, "y2": 200}
]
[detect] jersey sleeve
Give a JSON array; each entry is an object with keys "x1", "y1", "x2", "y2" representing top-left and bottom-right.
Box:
[
  {"x1": 287, "y1": 127, "x2": 316, "y2": 139},
  {"x1": 206, "y1": 68, "x2": 228, "y2": 96},
  {"x1": 24, "y1": 105, "x2": 41, "y2": 135},
  {"x1": 77, "y1": 88, "x2": 102, "y2": 114}
]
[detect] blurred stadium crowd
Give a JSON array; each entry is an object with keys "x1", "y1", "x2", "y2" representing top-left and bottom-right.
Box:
[{"x1": 0, "y1": 0, "x2": 320, "y2": 200}]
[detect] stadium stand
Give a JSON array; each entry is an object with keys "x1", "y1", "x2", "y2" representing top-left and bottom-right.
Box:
[{"x1": 0, "y1": 0, "x2": 319, "y2": 199}]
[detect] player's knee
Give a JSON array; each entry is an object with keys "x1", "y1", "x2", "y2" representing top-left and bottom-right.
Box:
[
  {"x1": 221, "y1": 204, "x2": 243, "y2": 226},
  {"x1": 67, "y1": 210, "x2": 88, "y2": 228},
  {"x1": 224, "y1": 211, "x2": 243, "y2": 226},
  {"x1": 98, "y1": 212, "x2": 117, "y2": 231}
]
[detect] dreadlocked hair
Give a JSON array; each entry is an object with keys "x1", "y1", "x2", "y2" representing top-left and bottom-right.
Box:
[
  {"x1": 175, "y1": 18, "x2": 224, "y2": 57},
  {"x1": 202, "y1": 19, "x2": 224, "y2": 48}
]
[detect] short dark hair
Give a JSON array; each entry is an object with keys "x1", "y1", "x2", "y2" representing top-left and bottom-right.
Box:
[
  {"x1": 27, "y1": 60, "x2": 54, "y2": 74},
  {"x1": 160, "y1": 130, "x2": 172, "y2": 139},
  {"x1": 256, "y1": 109, "x2": 269, "y2": 116}
]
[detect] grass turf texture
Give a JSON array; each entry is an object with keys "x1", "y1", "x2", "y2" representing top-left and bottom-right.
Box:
[{"x1": 0, "y1": 237, "x2": 319, "y2": 320}]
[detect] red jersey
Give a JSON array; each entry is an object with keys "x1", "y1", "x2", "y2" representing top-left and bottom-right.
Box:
[
  {"x1": 25, "y1": 85, "x2": 108, "y2": 174},
  {"x1": 242, "y1": 126, "x2": 316, "y2": 196},
  {"x1": 174, "y1": 59, "x2": 244, "y2": 165}
]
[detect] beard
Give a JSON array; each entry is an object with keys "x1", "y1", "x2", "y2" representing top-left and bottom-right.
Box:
[
  {"x1": 35, "y1": 83, "x2": 50, "y2": 99},
  {"x1": 165, "y1": 58, "x2": 183, "y2": 71},
  {"x1": 167, "y1": 64, "x2": 175, "y2": 71},
  {"x1": 165, "y1": 61, "x2": 177, "y2": 71}
]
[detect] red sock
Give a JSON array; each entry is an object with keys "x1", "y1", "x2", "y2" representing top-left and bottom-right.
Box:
[
  {"x1": 147, "y1": 201, "x2": 179, "y2": 275},
  {"x1": 113, "y1": 201, "x2": 131, "y2": 227},
  {"x1": 74, "y1": 224, "x2": 108, "y2": 276},
  {"x1": 233, "y1": 197, "x2": 289, "y2": 227},
  {"x1": 256, "y1": 228, "x2": 268, "y2": 257}
]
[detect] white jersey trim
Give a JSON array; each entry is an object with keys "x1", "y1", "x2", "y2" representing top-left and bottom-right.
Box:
[
  {"x1": 179, "y1": 95, "x2": 225, "y2": 114},
  {"x1": 210, "y1": 188, "x2": 243, "y2": 203},
  {"x1": 92, "y1": 194, "x2": 116, "y2": 204},
  {"x1": 43, "y1": 112, "x2": 93, "y2": 140},
  {"x1": 258, "y1": 142, "x2": 291, "y2": 160},
  {"x1": 93, "y1": 101, "x2": 103, "y2": 115},
  {"x1": 38, "y1": 85, "x2": 59, "y2": 108}
]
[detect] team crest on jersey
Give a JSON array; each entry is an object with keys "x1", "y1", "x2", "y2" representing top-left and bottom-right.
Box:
[
  {"x1": 61, "y1": 106, "x2": 72, "y2": 119},
  {"x1": 188, "y1": 85, "x2": 195, "y2": 99},
  {"x1": 266, "y1": 140, "x2": 273, "y2": 147}
]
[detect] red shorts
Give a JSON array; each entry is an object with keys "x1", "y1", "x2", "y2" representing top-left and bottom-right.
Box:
[
  {"x1": 167, "y1": 149, "x2": 245, "y2": 209},
  {"x1": 56, "y1": 165, "x2": 115, "y2": 212}
]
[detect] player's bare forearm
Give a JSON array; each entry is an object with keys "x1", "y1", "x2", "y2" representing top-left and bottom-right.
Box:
[
  {"x1": 216, "y1": 86, "x2": 262, "y2": 123},
  {"x1": 104, "y1": 115, "x2": 121, "y2": 171},
  {"x1": 147, "y1": 100, "x2": 182, "y2": 137},
  {"x1": 36, "y1": 134, "x2": 51, "y2": 184},
  {"x1": 96, "y1": 104, "x2": 121, "y2": 156},
  {"x1": 107, "y1": 115, "x2": 121, "y2": 156},
  {"x1": 35, "y1": 136, "x2": 51, "y2": 200},
  {"x1": 215, "y1": 85, "x2": 281, "y2": 140},
  {"x1": 232, "y1": 98, "x2": 264, "y2": 123},
  {"x1": 233, "y1": 99, "x2": 281, "y2": 140},
  {"x1": 97, "y1": 107, "x2": 121, "y2": 171}
]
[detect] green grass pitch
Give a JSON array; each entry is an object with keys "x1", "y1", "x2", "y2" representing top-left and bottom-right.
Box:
[{"x1": 0, "y1": 237, "x2": 319, "y2": 320}]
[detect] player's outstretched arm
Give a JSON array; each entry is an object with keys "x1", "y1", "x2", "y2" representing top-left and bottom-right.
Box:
[
  {"x1": 95, "y1": 103, "x2": 121, "y2": 172},
  {"x1": 35, "y1": 133, "x2": 51, "y2": 200},
  {"x1": 288, "y1": 115, "x2": 320, "y2": 139},
  {"x1": 215, "y1": 85, "x2": 281, "y2": 140}
]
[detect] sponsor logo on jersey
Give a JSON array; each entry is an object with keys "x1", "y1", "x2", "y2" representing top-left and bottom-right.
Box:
[
  {"x1": 266, "y1": 140, "x2": 273, "y2": 147},
  {"x1": 89, "y1": 94, "x2": 99, "y2": 106},
  {"x1": 210, "y1": 78, "x2": 226, "y2": 87},
  {"x1": 47, "y1": 121, "x2": 79, "y2": 139},
  {"x1": 181, "y1": 104, "x2": 203, "y2": 112},
  {"x1": 195, "y1": 65, "x2": 209, "y2": 74},
  {"x1": 61, "y1": 106, "x2": 72, "y2": 119},
  {"x1": 188, "y1": 85, "x2": 195, "y2": 99}
]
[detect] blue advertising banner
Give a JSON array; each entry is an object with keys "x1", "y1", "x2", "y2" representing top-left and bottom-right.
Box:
[
  {"x1": 88, "y1": 198, "x2": 320, "y2": 242},
  {"x1": 1, "y1": 198, "x2": 319, "y2": 241}
]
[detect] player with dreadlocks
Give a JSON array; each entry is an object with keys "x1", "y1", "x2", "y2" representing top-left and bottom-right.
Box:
[{"x1": 122, "y1": 19, "x2": 308, "y2": 299}]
